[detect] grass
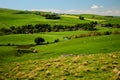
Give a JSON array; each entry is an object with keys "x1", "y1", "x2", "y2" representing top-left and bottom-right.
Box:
[
  {"x1": 0, "y1": 27, "x2": 119, "y2": 45},
  {"x1": 0, "y1": 52, "x2": 119, "y2": 80},
  {"x1": 0, "y1": 30, "x2": 90, "y2": 45},
  {"x1": 0, "y1": 8, "x2": 120, "y2": 29},
  {"x1": 0, "y1": 8, "x2": 120, "y2": 80},
  {"x1": 0, "y1": 8, "x2": 90, "y2": 28},
  {"x1": 0, "y1": 34, "x2": 120, "y2": 64}
]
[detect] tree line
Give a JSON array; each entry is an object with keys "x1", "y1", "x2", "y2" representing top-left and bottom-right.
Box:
[
  {"x1": 0, "y1": 22, "x2": 97, "y2": 35},
  {"x1": 16, "y1": 11, "x2": 60, "y2": 19},
  {"x1": 98, "y1": 23, "x2": 120, "y2": 28}
]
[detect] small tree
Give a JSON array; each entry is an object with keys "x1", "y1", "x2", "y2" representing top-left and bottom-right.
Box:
[
  {"x1": 79, "y1": 16, "x2": 84, "y2": 20},
  {"x1": 54, "y1": 39, "x2": 60, "y2": 42},
  {"x1": 34, "y1": 37, "x2": 45, "y2": 45}
]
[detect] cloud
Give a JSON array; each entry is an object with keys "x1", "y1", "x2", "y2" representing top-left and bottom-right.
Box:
[
  {"x1": 91, "y1": 4, "x2": 99, "y2": 9},
  {"x1": 30, "y1": 8, "x2": 61, "y2": 13},
  {"x1": 104, "y1": 10, "x2": 120, "y2": 16},
  {"x1": 91, "y1": 4, "x2": 103, "y2": 9},
  {"x1": 30, "y1": 8, "x2": 120, "y2": 16}
]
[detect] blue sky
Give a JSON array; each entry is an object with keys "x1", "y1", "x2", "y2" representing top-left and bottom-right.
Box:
[{"x1": 0, "y1": 0, "x2": 120, "y2": 16}]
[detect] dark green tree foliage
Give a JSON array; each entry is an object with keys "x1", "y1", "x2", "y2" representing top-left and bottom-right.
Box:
[
  {"x1": 0, "y1": 22, "x2": 98, "y2": 34},
  {"x1": 104, "y1": 31, "x2": 112, "y2": 35},
  {"x1": 54, "y1": 39, "x2": 60, "y2": 42},
  {"x1": 105, "y1": 23, "x2": 113, "y2": 27},
  {"x1": 44, "y1": 14, "x2": 60, "y2": 19},
  {"x1": 79, "y1": 16, "x2": 84, "y2": 20},
  {"x1": 34, "y1": 37, "x2": 45, "y2": 45}
]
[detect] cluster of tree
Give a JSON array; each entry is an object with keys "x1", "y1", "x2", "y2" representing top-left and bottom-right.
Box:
[
  {"x1": 16, "y1": 11, "x2": 49, "y2": 15},
  {"x1": 66, "y1": 30, "x2": 120, "y2": 40},
  {"x1": 104, "y1": 23, "x2": 120, "y2": 28},
  {"x1": 43, "y1": 14, "x2": 60, "y2": 19},
  {"x1": 0, "y1": 22, "x2": 98, "y2": 35},
  {"x1": 16, "y1": 11, "x2": 60, "y2": 19},
  {"x1": 79, "y1": 16, "x2": 84, "y2": 20}
]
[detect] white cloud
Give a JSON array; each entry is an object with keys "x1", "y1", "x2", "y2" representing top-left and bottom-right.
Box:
[
  {"x1": 29, "y1": 8, "x2": 120, "y2": 16},
  {"x1": 104, "y1": 10, "x2": 120, "y2": 16},
  {"x1": 91, "y1": 4, "x2": 103, "y2": 9},
  {"x1": 91, "y1": 4, "x2": 99, "y2": 9},
  {"x1": 30, "y1": 8, "x2": 61, "y2": 13}
]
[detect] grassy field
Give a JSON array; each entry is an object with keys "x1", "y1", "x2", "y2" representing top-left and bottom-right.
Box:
[
  {"x1": 0, "y1": 8, "x2": 120, "y2": 80},
  {"x1": 0, "y1": 27, "x2": 119, "y2": 45},
  {"x1": 0, "y1": 52, "x2": 120, "y2": 80},
  {"x1": 0, "y1": 30, "x2": 90, "y2": 45},
  {"x1": 0, "y1": 8, "x2": 120, "y2": 29},
  {"x1": 0, "y1": 8, "x2": 90, "y2": 28},
  {"x1": 0, "y1": 34, "x2": 120, "y2": 64}
]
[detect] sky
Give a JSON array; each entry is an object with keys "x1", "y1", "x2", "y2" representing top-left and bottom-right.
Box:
[{"x1": 0, "y1": 0, "x2": 120, "y2": 16}]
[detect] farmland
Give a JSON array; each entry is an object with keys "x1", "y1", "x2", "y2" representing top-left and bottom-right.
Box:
[{"x1": 0, "y1": 8, "x2": 120, "y2": 80}]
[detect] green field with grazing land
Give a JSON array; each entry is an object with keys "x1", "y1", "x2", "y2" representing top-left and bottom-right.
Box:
[
  {"x1": 0, "y1": 34, "x2": 120, "y2": 64},
  {"x1": 0, "y1": 8, "x2": 120, "y2": 28},
  {"x1": 0, "y1": 8, "x2": 120, "y2": 80},
  {"x1": 0, "y1": 52, "x2": 120, "y2": 80}
]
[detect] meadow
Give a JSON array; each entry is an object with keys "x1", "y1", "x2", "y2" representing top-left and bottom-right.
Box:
[
  {"x1": 0, "y1": 8, "x2": 120, "y2": 29},
  {"x1": 0, "y1": 51, "x2": 120, "y2": 80},
  {"x1": 0, "y1": 8, "x2": 120, "y2": 80}
]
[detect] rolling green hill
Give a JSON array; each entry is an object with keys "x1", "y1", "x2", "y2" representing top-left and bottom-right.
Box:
[
  {"x1": 0, "y1": 8, "x2": 120, "y2": 29},
  {"x1": 0, "y1": 8, "x2": 90, "y2": 28},
  {"x1": 0, "y1": 34, "x2": 120, "y2": 63},
  {"x1": 74, "y1": 14, "x2": 120, "y2": 24},
  {"x1": 0, "y1": 8, "x2": 120, "y2": 80}
]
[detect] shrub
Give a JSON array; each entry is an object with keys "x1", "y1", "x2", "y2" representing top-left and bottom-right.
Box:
[
  {"x1": 54, "y1": 39, "x2": 60, "y2": 42},
  {"x1": 79, "y1": 16, "x2": 84, "y2": 20},
  {"x1": 34, "y1": 37, "x2": 45, "y2": 45},
  {"x1": 104, "y1": 31, "x2": 112, "y2": 35},
  {"x1": 90, "y1": 31, "x2": 102, "y2": 36},
  {"x1": 7, "y1": 43, "x2": 11, "y2": 46},
  {"x1": 112, "y1": 30, "x2": 120, "y2": 35}
]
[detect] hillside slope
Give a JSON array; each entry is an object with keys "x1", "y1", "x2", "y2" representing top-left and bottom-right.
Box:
[
  {"x1": 0, "y1": 8, "x2": 120, "y2": 28},
  {"x1": 0, "y1": 52, "x2": 120, "y2": 80},
  {"x1": 0, "y1": 8, "x2": 89, "y2": 28}
]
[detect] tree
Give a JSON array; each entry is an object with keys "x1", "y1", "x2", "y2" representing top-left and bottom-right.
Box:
[
  {"x1": 34, "y1": 37, "x2": 45, "y2": 45},
  {"x1": 54, "y1": 39, "x2": 60, "y2": 42},
  {"x1": 79, "y1": 16, "x2": 84, "y2": 20}
]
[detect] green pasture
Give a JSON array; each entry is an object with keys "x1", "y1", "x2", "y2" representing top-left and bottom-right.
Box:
[
  {"x1": 0, "y1": 30, "x2": 90, "y2": 45},
  {"x1": 0, "y1": 8, "x2": 90, "y2": 28},
  {"x1": 0, "y1": 8, "x2": 120, "y2": 29},
  {"x1": 0, "y1": 52, "x2": 119, "y2": 80},
  {"x1": 0, "y1": 8, "x2": 120, "y2": 80},
  {"x1": 0, "y1": 34, "x2": 120, "y2": 63},
  {"x1": 0, "y1": 27, "x2": 119, "y2": 45}
]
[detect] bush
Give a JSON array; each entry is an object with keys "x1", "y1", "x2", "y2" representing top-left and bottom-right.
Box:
[
  {"x1": 90, "y1": 31, "x2": 102, "y2": 36},
  {"x1": 79, "y1": 16, "x2": 84, "y2": 20},
  {"x1": 104, "y1": 31, "x2": 112, "y2": 35},
  {"x1": 112, "y1": 30, "x2": 120, "y2": 35},
  {"x1": 7, "y1": 43, "x2": 11, "y2": 46},
  {"x1": 34, "y1": 37, "x2": 45, "y2": 45},
  {"x1": 54, "y1": 39, "x2": 60, "y2": 42}
]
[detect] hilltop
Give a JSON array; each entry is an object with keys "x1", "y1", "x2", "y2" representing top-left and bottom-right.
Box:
[{"x1": 0, "y1": 8, "x2": 120, "y2": 28}]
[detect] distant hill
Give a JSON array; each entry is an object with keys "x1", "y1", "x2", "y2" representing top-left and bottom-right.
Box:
[{"x1": 0, "y1": 8, "x2": 120, "y2": 28}]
